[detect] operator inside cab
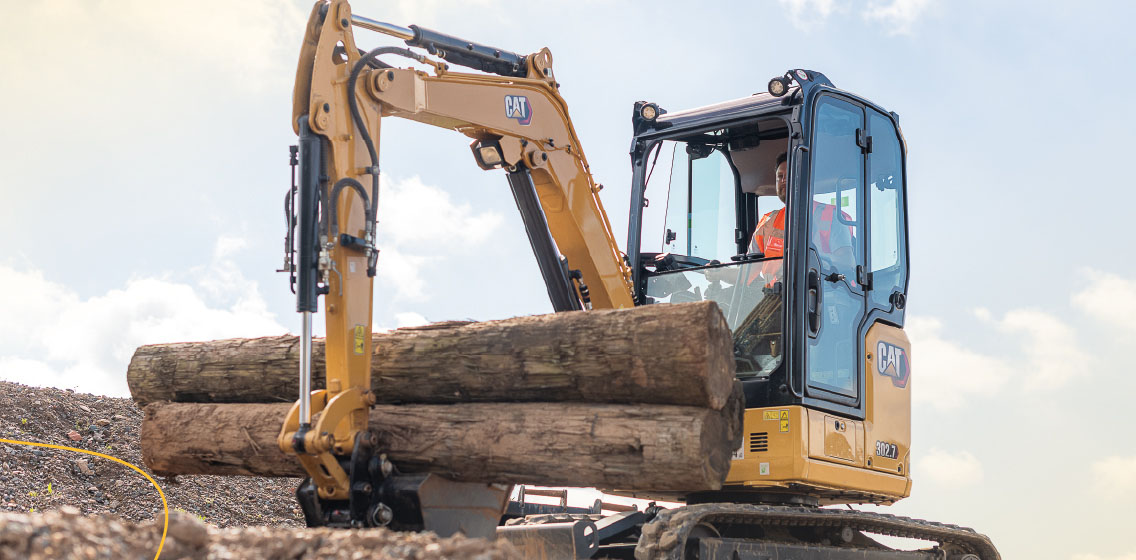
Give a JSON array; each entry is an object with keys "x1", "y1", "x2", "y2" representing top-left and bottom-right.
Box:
[
  {"x1": 642, "y1": 116, "x2": 861, "y2": 379},
  {"x1": 747, "y1": 153, "x2": 789, "y2": 288},
  {"x1": 750, "y1": 152, "x2": 855, "y2": 286},
  {"x1": 643, "y1": 123, "x2": 799, "y2": 377},
  {"x1": 749, "y1": 153, "x2": 789, "y2": 259}
]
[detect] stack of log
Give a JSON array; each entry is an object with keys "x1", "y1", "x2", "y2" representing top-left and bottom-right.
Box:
[{"x1": 130, "y1": 301, "x2": 743, "y2": 493}]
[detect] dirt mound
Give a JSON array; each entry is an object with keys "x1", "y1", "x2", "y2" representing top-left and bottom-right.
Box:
[
  {"x1": 0, "y1": 380, "x2": 521, "y2": 558},
  {"x1": 0, "y1": 507, "x2": 520, "y2": 559},
  {"x1": 0, "y1": 380, "x2": 302, "y2": 527}
]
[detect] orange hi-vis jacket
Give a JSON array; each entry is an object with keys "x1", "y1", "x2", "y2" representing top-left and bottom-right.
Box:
[
  {"x1": 751, "y1": 208, "x2": 786, "y2": 258},
  {"x1": 751, "y1": 203, "x2": 847, "y2": 257},
  {"x1": 749, "y1": 203, "x2": 851, "y2": 285},
  {"x1": 749, "y1": 208, "x2": 786, "y2": 286}
]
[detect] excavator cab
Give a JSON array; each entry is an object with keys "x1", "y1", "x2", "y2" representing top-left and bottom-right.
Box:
[{"x1": 628, "y1": 71, "x2": 913, "y2": 504}]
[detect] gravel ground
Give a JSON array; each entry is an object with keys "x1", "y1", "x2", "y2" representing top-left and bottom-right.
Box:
[
  {"x1": 0, "y1": 381, "x2": 519, "y2": 559},
  {"x1": 0, "y1": 380, "x2": 302, "y2": 527},
  {"x1": 0, "y1": 507, "x2": 519, "y2": 559}
]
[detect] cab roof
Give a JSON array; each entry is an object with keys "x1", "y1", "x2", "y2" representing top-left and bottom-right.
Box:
[{"x1": 651, "y1": 90, "x2": 798, "y2": 135}]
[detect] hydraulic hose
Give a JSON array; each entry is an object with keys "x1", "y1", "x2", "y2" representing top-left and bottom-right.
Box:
[
  {"x1": 328, "y1": 177, "x2": 373, "y2": 244},
  {"x1": 345, "y1": 46, "x2": 427, "y2": 275}
]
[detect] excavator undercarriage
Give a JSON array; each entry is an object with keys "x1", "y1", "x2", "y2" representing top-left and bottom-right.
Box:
[{"x1": 500, "y1": 503, "x2": 996, "y2": 559}]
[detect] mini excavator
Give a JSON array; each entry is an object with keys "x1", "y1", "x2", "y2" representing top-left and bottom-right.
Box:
[{"x1": 275, "y1": 1, "x2": 999, "y2": 558}]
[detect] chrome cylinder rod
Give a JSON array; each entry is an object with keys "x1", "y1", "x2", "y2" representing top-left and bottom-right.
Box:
[
  {"x1": 350, "y1": 14, "x2": 414, "y2": 41},
  {"x1": 299, "y1": 310, "x2": 313, "y2": 425}
]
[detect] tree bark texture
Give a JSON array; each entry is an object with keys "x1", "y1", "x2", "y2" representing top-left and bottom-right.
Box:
[
  {"x1": 128, "y1": 301, "x2": 735, "y2": 410},
  {"x1": 141, "y1": 384, "x2": 743, "y2": 492}
]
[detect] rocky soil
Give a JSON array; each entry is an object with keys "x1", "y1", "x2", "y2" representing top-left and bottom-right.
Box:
[
  {"x1": 0, "y1": 508, "x2": 519, "y2": 559},
  {"x1": 0, "y1": 380, "x2": 302, "y2": 526},
  {"x1": 0, "y1": 381, "x2": 519, "y2": 559}
]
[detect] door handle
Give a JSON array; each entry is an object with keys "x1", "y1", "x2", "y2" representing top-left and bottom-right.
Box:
[{"x1": 807, "y1": 268, "x2": 822, "y2": 337}]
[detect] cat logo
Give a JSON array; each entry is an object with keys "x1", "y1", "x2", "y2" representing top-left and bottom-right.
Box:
[
  {"x1": 504, "y1": 95, "x2": 533, "y2": 125},
  {"x1": 875, "y1": 341, "x2": 910, "y2": 388}
]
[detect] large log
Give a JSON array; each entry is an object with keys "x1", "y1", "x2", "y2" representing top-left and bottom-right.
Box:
[
  {"x1": 128, "y1": 301, "x2": 735, "y2": 409},
  {"x1": 141, "y1": 384, "x2": 743, "y2": 492}
]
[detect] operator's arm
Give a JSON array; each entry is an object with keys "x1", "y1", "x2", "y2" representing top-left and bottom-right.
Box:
[{"x1": 827, "y1": 217, "x2": 855, "y2": 271}]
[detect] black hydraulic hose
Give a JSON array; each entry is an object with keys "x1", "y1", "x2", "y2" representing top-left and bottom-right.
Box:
[
  {"x1": 328, "y1": 177, "x2": 373, "y2": 243},
  {"x1": 348, "y1": 47, "x2": 428, "y2": 186},
  {"x1": 345, "y1": 46, "x2": 428, "y2": 275}
]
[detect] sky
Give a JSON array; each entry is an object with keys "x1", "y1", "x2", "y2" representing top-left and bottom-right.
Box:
[{"x1": 1, "y1": 0, "x2": 1135, "y2": 558}]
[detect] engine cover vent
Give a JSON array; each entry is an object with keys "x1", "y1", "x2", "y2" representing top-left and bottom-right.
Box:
[{"x1": 749, "y1": 432, "x2": 769, "y2": 453}]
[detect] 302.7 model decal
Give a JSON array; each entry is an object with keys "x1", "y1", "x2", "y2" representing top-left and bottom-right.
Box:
[{"x1": 875, "y1": 440, "x2": 899, "y2": 460}]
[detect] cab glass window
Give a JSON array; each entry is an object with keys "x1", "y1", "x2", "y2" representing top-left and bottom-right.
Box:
[
  {"x1": 806, "y1": 96, "x2": 865, "y2": 398},
  {"x1": 660, "y1": 142, "x2": 737, "y2": 261},
  {"x1": 867, "y1": 110, "x2": 907, "y2": 312},
  {"x1": 645, "y1": 130, "x2": 789, "y2": 379}
]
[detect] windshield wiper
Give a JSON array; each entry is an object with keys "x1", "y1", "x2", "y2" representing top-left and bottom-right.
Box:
[
  {"x1": 654, "y1": 253, "x2": 713, "y2": 272},
  {"x1": 730, "y1": 252, "x2": 765, "y2": 263}
]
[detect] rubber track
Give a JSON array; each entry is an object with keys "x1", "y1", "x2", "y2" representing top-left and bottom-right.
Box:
[{"x1": 634, "y1": 504, "x2": 1000, "y2": 560}]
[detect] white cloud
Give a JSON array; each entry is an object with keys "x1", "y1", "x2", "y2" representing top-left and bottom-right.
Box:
[
  {"x1": 194, "y1": 235, "x2": 264, "y2": 308},
  {"x1": 975, "y1": 307, "x2": 1090, "y2": 390},
  {"x1": 0, "y1": 1, "x2": 306, "y2": 95},
  {"x1": 915, "y1": 448, "x2": 983, "y2": 487},
  {"x1": 1090, "y1": 456, "x2": 1136, "y2": 498},
  {"x1": 376, "y1": 248, "x2": 432, "y2": 301},
  {"x1": 380, "y1": 0, "x2": 502, "y2": 27},
  {"x1": 863, "y1": 0, "x2": 932, "y2": 35},
  {"x1": 380, "y1": 175, "x2": 502, "y2": 248},
  {"x1": 395, "y1": 312, "x2": 430, "y2": 328},
  {"x1": 906, "y1": 305, "x2": 1088, "y2": 408},
  {"x1": 0, "y1": 237, "x2": 286, "y2": 397},
  {"x1": 905, "y1": 316, "x2": 1013, "y2": 410},
  {"x1": 1073, "y1": 269, "x2": 1136, "y2": 333},
  {"x1": 779, "y1": 0, "x2": 930, "y2": 35},
  {"x1": 778, "y1": 0, "x2": 842, "y2": 30},
  {"x1": 375, "y1": 175, "x2": 503, "y2": 301}
]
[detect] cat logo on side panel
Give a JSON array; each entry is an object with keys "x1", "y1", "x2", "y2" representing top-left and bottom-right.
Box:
[{"x1": 875, "y1": 341, "x2": 909, "y2": 388}]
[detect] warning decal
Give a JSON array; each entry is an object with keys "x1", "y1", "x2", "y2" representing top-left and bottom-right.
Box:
[{"x1": 353, "y1": 325, "x2": 366, "y2": 355}]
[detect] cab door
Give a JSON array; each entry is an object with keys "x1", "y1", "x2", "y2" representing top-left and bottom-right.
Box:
[{"x1": 804, "y1": 95, "x2": 867, "y2": 409}]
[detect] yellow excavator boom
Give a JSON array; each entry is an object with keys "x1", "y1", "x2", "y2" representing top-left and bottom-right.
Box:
[{"x1": 278, "y1": 0, "x2": 634, "y2": 510}]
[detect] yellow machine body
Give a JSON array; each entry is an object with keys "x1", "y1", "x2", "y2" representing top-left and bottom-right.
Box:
[{"x1": 725, "y1": 323, "x2": 912, "y2": 504}]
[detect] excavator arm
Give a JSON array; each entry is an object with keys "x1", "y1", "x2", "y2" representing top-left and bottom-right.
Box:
[
  {"x1": 295, "y1": 0, "x2": 634, "y2": 312},
  {"x1": 276, "y1": 0, "x2": 634, "y2": 529},
  {"x1": 370, "y1": 66, "x2": 636, "y2": 310}
]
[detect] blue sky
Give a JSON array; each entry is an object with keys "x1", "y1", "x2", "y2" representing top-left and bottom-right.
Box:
[{"x1": 2, "y1": 1, "x2": 1135, "y2": 558}]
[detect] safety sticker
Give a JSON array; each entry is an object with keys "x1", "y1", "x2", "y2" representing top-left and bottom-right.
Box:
[
  {"x1": 732, "y1": 444, "x2": 744, "y2": 461},
  {"x1": 354, "y1": 325, "x2": 366, "y2": 355},
  {"x1": 759, "y1": 462, "x2": 770, "y2": 476},
  {"x1": 763, "y1": 410, "x2": 780, "y2": 421},
  {"x1": 779, "y1": 410, "x2": 789, "y2": 433}
]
